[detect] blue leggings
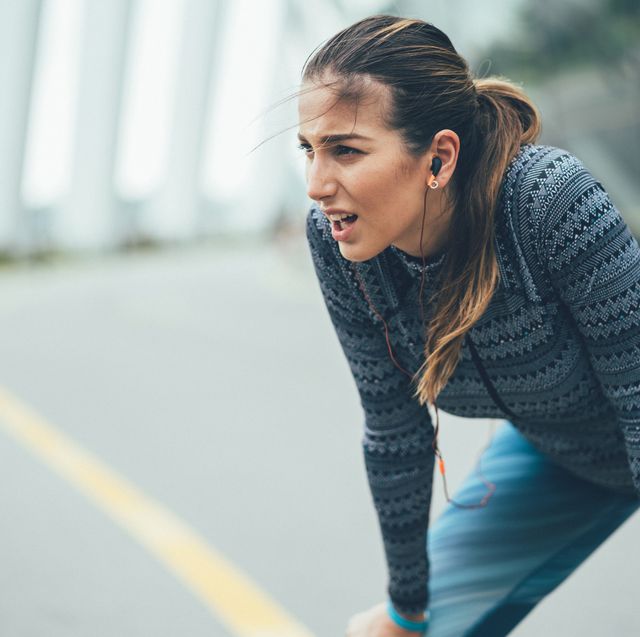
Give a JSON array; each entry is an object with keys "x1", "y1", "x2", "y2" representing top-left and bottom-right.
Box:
[{"x1": 426, "y1": 422, "x2": 639, "y2": 636}]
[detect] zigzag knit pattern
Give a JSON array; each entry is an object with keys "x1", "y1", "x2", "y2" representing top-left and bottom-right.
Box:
[{"x1": 306, "y1": 144, "x2": 640, "y2": 615}]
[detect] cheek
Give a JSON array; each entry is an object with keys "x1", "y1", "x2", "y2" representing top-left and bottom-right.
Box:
[
  {"x1": 363, "y1": 168, "x2": 419, "y2": 211},
  {"x1": 393, "y1": 159, "x2": 425, "y2": 191},
  {"x1": 356, "y1": 166, "x2": 400, "y2": 200}
]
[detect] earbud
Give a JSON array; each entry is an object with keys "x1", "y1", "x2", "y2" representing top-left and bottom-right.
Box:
[{"x1": 428, "y1": 156, "x2": 442, "y2": 189}]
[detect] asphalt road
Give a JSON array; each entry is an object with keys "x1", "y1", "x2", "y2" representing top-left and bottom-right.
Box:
[{"x1": 0, "y1": 235, "x2": 637, "y2": 636}]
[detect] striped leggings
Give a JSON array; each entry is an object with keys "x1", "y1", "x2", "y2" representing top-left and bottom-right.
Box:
[{"x1": 426, "y1": 421, "x2": 639, "y2": 636}]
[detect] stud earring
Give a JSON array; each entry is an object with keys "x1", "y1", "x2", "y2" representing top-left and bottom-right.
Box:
[{"x1": 429, "y1": 180, "x2": 438, "y2": 189}]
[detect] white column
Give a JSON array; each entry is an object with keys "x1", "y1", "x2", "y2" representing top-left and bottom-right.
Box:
[
  {"x1": 0, "y1": 0, "x2": 43, "y2": 254},
  {"x1": 225, "y1": 0, "x2": 292, "y2": 234},
  {"x1": 55, "y1": 0, "x2": 133, "y2": 251},
  {"x1": 142, "y1": 0, "x2": 229, "y2": 242}
]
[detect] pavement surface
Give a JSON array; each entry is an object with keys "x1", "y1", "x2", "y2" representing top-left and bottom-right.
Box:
[{"x1": 0, "y1": 234, "x2": 638, "y2": 636}]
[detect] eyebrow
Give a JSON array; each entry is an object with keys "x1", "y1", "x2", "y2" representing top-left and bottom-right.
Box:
[{"x1": 296, "y1": 132, "x2": 372, "y2": 144}]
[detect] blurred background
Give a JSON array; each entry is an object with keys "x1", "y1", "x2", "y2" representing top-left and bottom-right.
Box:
[
  {"x1": 0, "y1": 1, "x2": 638, "y2": 636},
  {"x1": 1, "y1": 0, "x2": 638, "y2": 256}
]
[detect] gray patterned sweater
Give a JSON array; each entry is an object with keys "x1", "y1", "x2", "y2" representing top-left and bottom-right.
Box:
[{"x1": 305, "y1": 144, "x2": 640, "y2": 615}]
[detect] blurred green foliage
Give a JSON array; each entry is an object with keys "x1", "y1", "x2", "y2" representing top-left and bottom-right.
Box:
[{"x1": 483, "y1": 0, "x2": 640, "y2": 81}]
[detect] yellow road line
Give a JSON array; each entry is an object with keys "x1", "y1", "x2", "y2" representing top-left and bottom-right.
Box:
[{"x1": 0, "y1": 386, "x2": 315, "y2": 637}]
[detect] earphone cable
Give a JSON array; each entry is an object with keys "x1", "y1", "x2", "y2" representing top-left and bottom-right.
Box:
[{"x1": 350, "y1": 182, "x2": 496, "y2": 509}]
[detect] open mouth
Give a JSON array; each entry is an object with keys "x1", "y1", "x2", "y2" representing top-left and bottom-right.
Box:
[{"x1": 331, "y1": 214, "x2": 358, "y2": 231}]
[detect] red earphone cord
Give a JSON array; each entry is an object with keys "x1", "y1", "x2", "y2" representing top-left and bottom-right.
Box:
[{"x1": 350, "y1": 184, "x2": 496, "y2": 509}]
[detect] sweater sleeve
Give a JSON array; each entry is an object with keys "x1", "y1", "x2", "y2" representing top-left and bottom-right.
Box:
[
  {"x1": 305, "y1": 206, "x2": 436, "y2": 614},
  {"x1": 534, "y1": 152, "x2": 640, "y2": 496}
]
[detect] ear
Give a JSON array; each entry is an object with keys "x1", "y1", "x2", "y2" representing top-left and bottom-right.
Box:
[{"x1": 426, "y1": 129, "x2": 460, "y2": 189}]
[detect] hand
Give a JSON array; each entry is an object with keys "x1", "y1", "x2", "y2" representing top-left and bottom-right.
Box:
[{"x1": 346, "y1": 602, "x2": 427, "y2": 636}]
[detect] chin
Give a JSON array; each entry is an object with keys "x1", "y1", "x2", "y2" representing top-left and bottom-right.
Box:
[{"x1": 338, "y1": 242, "x2": 385, "y2": 263}]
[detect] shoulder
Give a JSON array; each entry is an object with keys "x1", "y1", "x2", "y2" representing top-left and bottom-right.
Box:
[
  {"x1": 505, "y1": 144, "x2": 607, "y2": 226},
  {"x1": 499, "y1": 143, "x2": 619, "y2": 241},
  {"x1": 512, "y1": 146, "x2": 636, "y2": 292},
  {"x1": 502, "y1": 143, "x2": 594, "y2": 209},
  {"x1": 494, "y1": 144, "x2": 623, "y2": 297}
]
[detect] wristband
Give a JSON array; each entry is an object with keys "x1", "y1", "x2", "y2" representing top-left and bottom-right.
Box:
[{"x1": 386, "y1": 600, "x2": 430, "y2": 633}]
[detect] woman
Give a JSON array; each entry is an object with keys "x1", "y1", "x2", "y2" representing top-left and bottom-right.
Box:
[{"x1": 298, "y1": 14, "x2": 640, "y2": 637}]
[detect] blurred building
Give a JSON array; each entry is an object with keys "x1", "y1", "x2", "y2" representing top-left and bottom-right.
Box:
[{"x1": 0, "y1": 0, "x2": 637, "y2": 258}]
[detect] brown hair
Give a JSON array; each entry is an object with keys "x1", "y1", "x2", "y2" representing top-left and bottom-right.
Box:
[{"x1": 302, "y1": 15, "x2": 541, "y2": 406}]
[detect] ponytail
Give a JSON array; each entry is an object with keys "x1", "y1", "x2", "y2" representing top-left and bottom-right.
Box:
[{"x1": 414, "y1": 77, "x2": 541, "y2": 405}]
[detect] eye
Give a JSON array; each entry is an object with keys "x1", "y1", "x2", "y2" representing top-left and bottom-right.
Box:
[
  {"x1": 296, "y1": 143, "x2": 362, "y2": 157},
  {"x1": 334, "y1": 145, "x2": 361, "y2": 156}
]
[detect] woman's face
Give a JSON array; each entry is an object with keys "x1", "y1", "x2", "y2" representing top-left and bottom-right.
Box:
[{"x1": 298, "y1": 79, "x2": 448, "y2": 262}]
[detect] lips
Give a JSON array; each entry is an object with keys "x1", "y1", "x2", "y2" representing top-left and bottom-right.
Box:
[
  {"x1": 330, "y1": 214, "x2": 357, "y2": 228},
  {"x1": 323, "y1": 209, "x2": 358, "y2": 226},
  {"x1": 328, "y1": 214, "x2": 358, "y2": 242}
]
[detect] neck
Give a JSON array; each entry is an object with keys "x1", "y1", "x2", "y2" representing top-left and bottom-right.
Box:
[{"x1": 395, "y1": 188, "x2": 452, "y2": 258}]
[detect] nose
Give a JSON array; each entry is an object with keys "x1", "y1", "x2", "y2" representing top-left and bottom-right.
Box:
[{"x1": 305, "y1": 156, "x2": 338, "y2": 202}]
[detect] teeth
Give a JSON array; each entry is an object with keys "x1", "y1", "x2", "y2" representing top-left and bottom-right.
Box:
[{"x1": 328, "y1": 213, "x2": 353, "y2": 221}]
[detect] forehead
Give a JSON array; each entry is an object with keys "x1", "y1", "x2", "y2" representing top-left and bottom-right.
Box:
[{"x1": 297, "y1": 78, "x2": 392, "y2": 141}]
